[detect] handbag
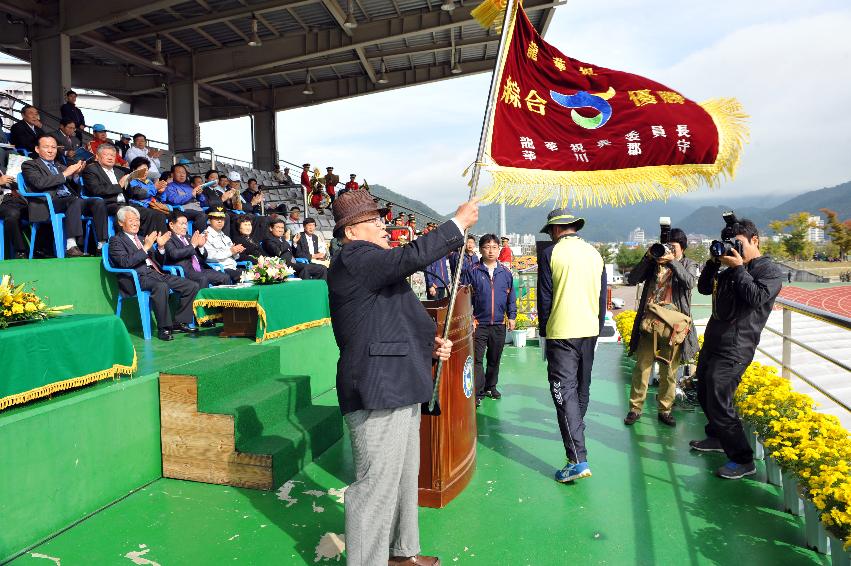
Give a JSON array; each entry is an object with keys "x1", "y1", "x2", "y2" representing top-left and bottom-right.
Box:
[
  {"x1": 640, "y1": 302, "x2": 692, "y2": 364},
  {"x1": 148, "y1": 198, "x2": 170, "y2": 213}
]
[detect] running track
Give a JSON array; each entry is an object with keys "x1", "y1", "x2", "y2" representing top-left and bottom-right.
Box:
[{"x1": 779, "y1": 286, "x2": 851, "y2": 318}]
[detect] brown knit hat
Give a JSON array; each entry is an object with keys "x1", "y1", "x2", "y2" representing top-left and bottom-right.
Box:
[{"x1": 332, "y1": 191, "x2": 388, "y2": 238}]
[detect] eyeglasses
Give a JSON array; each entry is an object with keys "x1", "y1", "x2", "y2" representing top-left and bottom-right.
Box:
[{"x1": 353, "y1": 217, "x2": 385, "y2": 227}]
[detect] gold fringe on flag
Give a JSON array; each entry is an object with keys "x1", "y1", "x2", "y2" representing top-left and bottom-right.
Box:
[{"x1": 475, "y1": 97, "x2": 750, "y2": 209}]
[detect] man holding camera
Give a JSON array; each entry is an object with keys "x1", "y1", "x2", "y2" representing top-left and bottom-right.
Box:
[
  {"x1": 624, "y1": 225, "x2": 698, "y2": 427},
  {"x1": 690, "y1": 215, "x2": 783, "y2": 479}
]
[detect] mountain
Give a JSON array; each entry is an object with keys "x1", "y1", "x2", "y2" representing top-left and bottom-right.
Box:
[
  {"x1": 367, "y1": 183, "x2": 446, "y2": 222},
  {"x1": 676, "y1": 181, "x2": 851, "y2": 236},
  {"x1": 473, "y1": 180, "x2": 851, "y2": 242}
]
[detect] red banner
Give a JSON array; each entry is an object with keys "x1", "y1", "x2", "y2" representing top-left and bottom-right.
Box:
[
  {"x1": 491, "y1": 8, "x2": 719, "y2": 170},
  {"x1": 478, "y1": 3, "x2": 747, "y2": 206}
]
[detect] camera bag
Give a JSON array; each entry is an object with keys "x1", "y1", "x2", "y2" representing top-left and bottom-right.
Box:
[{"x1": 640, "y1": 303, "x2": 692, "y2": 364}]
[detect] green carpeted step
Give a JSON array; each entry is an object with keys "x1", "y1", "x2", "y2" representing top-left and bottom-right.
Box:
[
  {"x1": 203, "y1": 374, "x2": 312, "y2": 444},
  {"x1": 237, "y1": 403, "x2": 343, "y2": 487},
  {"x1": 178, "y1": 348, "x2": 282, "y2": 406}
]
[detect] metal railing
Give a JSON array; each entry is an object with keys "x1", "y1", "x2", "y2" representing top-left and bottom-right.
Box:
[{"x1": 691, "y1": 297, "x2": 851, "y2": 414}]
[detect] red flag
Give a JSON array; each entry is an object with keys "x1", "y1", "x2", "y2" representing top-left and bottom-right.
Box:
[{"x1": 476, "y1": 3, "x2": 748, "y2": 207}]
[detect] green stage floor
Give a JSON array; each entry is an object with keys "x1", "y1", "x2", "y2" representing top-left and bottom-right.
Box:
[{"x1": 11, "y1": 344, "x2": 827, "y2": 565}]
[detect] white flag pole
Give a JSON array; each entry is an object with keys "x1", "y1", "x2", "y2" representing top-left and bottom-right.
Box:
[{"x1": 429, "y1": 0, "x2": 518, "y2": 412}]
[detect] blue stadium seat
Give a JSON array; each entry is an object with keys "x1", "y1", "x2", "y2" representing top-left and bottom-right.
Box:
[
  {"x1": 101, "y1": 242, "x2": 170, "y2": 340},
  {"x1": 207, "y1": 260, "x2": 253, "y2": 272},
  {"x1": 0, "y1": 218, "x2": 5, "y2": 260},
  {"x1": 17, "y1": 172, "x2": 66, "y2": 259},
  {"x1": 76, "y1": 177, "x2": 100, "y2": 254}
]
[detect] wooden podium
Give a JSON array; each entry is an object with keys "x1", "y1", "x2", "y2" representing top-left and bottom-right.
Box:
[{"x1": 418, "y1": 286, "x2": 477, "y2": 508}]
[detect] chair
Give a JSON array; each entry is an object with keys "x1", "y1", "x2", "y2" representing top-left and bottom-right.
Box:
[
  {"x1": 17, "y1": 172, "x2": 66, "y2": 259},
  {"x1": 77, "y1": 177, "x2": 101, "y2": 254},
  {"x1": 207, "y1": 260, "x2": 253, "y2": 272},
  {"x1": 102, "y1": 242, "x2": 166, "y2": 340},
  {"x1": 0, "y1": 218, "x2": 5, "y2": 260}
]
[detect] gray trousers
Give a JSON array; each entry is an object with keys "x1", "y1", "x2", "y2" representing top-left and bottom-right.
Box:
[{"x1": 345, "y1": 403, "x2": 421, "y2": 566}]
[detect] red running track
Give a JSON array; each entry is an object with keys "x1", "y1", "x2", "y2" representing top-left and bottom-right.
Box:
[{"x1": 779, "y1": 286, "x2": 851, "y2": 318}]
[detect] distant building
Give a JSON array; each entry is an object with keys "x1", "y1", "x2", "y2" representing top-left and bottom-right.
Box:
[
  {"x1": 628, "y1": 227, "x2": 645, "y2": 244},
  {"x1": 807, "y1": 216, "x2": 825, "y2": 243}
]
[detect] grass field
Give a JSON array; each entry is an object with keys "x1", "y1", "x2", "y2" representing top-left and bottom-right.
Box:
[{"x1": 785, "y1": 261, "x2": 851, "y2": 278}]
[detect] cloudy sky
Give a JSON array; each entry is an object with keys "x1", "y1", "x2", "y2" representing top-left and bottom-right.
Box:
[{"x1": 69, "y1": 0, "x2": 851, "y2": 214}]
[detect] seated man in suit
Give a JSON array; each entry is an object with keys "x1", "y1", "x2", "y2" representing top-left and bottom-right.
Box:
[
  {"x1": 9, "y1": 105, "x2": 44, "y2": 154},
  {"x1": 52, "y1": 119, "x2": 82, "y2": 165},
  {"x1": 164, "y1": 210, "x2": 232, "y2": 288},
  {"x1": 82, "y1": 143, "x2": 167, "y2": 237},
  {"x1": 21, "y1": 134, "x2": 88, "y2": 257},
  {"x1": 293, "y1": 218, "x2": 328, "y2": 262},
  {"x1": 262, "y1": 219, "x2": 327, "y2": 280},
  {"x1": 0, "y1": 167, "x2": 28, "y2": 259},
  {"x1": 108, "y1": 206, "x2": 200, "y2": 341}
]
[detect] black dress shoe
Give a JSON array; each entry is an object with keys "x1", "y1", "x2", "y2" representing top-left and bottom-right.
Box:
[
  {"x1": 65, "y1": 246, "x2": 85, "y2": 257},
  {"x1": 14, "y1": 251, "x2": 27, "y2": 259},
  {"x1": 475, "y1": 398, "x2": 481, "y2": 408},
  {"x1": 171, "y1": 323, "x2": 198, "y2": 334},
  {"x1": 485, "y1": 388, "x2": 502, "y2": 399},
  {"x1": 200, "y1": 320, "x2": 216, "y2": 328},
  {"x1": 157, "y1": 330, "x2": 173, "y2": 341}
]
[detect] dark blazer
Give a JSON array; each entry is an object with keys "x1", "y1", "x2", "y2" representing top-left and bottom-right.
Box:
[
  {"x1": 20, "y1": 158, "x2": 80, "y2": 222},
  {"x1": 294, "y1": 232, "x2": 322, "y2": 260},
  {"x1": 234, "y1": 233, "x2": 263, "y2": 261},
  {"x1": 107, "y1": 232, "x2": 166, "y2": 295},
  {"x1": 81, "y1": 163, "x2": 133, "y2": 204},
  {"x1": 328, "y1": 220, "x2": 464, "y2": 414},
  {"x1": 262, "y1": 237, "x2": 297, "y2": 268},
  {"x1": 164, "y1": 234, "x2": 209, "y2": 273},
  {"x1": 9, "y1": 121, "x2": 44, "y2": 153},
  {"x1": 52, "y1": 130, "x2": 81, "y2": 162}
]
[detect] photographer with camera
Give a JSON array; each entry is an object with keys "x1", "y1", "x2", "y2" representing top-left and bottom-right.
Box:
[
  {"x1": 625, "y1": 219, "x2": 698, "y2": 428},
  {"x1": 690, "y1": 213, "x2": 783, "y2": 479}
]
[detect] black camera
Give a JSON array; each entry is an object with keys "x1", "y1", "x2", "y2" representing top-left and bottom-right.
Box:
[
  {"x1": 648, "y1": 216, "x2": 672, "y2": 259},
  {"x1": 709, "y1": 211, "x2": 745, "y2": 258}
]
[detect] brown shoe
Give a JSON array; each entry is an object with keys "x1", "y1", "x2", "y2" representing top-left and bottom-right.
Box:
[
  {"x1": 658, "y1": 412, "x2": 676, "y2": 427},
  {"x1": 623, "y1": 411, "x2": 641, "y2": 425},
  {"x1": 66, "y1": 246, "x2": 86, "y2": 257},
  {"x1": 389, "y1": 555, "x2": 440, "y2": 566}
]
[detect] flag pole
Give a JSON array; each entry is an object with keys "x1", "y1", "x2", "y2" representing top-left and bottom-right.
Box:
[{"x1": 429, "y1": 0, "x2": 517, "y2": 412}]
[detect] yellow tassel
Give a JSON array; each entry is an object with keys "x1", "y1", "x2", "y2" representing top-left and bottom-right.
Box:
[
  {"x1": 475, "y1": 97, "x2": 750, "y2": 208},
  {"x1": 471, "y1": 0, "x2": 508, "y2": 29}
]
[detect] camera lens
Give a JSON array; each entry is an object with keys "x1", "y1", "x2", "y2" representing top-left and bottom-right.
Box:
[
  {"x1": 648, "y1": 242, "x2": 667, "y2": 259},
  {"x1": 709, "y1": 240, "x2": 727, "y2": 258}
]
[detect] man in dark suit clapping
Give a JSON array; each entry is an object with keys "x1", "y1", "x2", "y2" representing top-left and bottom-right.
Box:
[
  {"x1": 293, "y1": 217, "x2": 327, "y2": 261},
  {"x1": 328, "y1": 191, "x2": 478, "y2": 566},
  {"x1": 164, "y1": 210, "x2": 231, "y2": 288},
  {"x1": 20, "y1": 134, "x2": 88, "y2": 256},
  {"x1": 108, "y1": 206, "x2": 200, "y2": 341}
]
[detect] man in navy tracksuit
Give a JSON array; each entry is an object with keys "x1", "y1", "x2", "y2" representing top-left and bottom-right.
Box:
[{"x1": 462, "y1": 234, "x2": 516, "y2": 406}]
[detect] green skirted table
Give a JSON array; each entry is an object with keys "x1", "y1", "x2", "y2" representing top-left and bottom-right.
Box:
[
  {"x1": 192, "y1": 280, "x2": 331, "y2": 342},
  {"x1": 0, "y1": 314, "x2": 137, "y2": 411}
]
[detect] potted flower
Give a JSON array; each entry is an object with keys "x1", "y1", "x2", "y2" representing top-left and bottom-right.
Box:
[{"x1": 512, "y1": 313, "x2": 530, "y2": 347}]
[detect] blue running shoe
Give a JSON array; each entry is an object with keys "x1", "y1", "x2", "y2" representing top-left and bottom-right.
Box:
[
  {"x1": 555, "y1": 461, "x2": 592, "y2": 483},
  {"x1": 716, "y1": 460, "x2": 756, "y2": 480}
]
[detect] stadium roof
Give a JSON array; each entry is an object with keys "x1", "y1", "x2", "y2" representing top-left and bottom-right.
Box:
[{"x1": 1, "y1": 0, "x2": 560, "y2": 121}]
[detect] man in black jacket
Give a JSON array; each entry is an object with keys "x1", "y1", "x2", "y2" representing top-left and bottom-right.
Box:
[
  {"x1": 328, "y1": 190, "x2": 477, "y2": 566},
  {"x1": 20, "y1": 134, "x2": 87, "y2": 257},
  {"x1": 293, "y1": 217, "x2": 327, "y2": 261},
  {"x1": 9, "y1": 105, "x2": 44, "y2": 153},
  {"x1": 82, "y1": 143, "x2": 167, "y2": 237},
  {"x1": 261, "y1": 219, "x2": 327, "y2": 280},
  {"x1": 690, "y1": 217, "x2": 782, "y2": 479},
  {"x1": 0, "y1": 168, "x2": 28, "y2": 258},
  {"x1": 164, "y1": 210, "x2": 231, "y2": 288},
  {"x1": 108, "y1": 206, "x2": 200, "y2": 341}
]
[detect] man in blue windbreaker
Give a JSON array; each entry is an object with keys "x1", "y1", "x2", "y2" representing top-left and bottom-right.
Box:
[{"x1": 462, "y1": 234, "x2": 516, "y2": 407}]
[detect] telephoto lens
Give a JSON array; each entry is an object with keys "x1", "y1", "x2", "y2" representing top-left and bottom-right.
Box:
[
  {"x1": 709, "y1": 240, "x2": 730, "y2": 258},
  {"x1": 649, "y1": 242, "x2": 669, "y2": 259}
]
